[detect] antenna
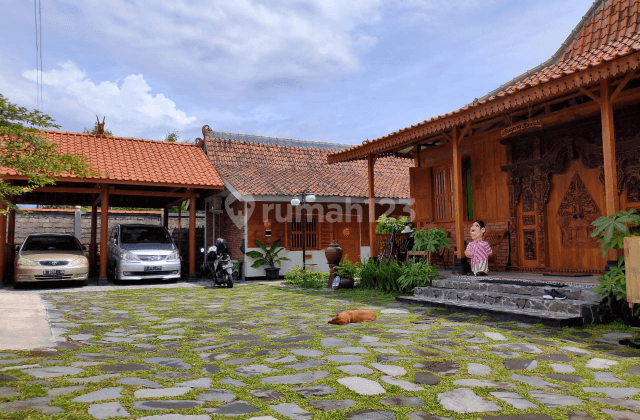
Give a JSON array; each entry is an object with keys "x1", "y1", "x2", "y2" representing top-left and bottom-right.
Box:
[{"x1": 34, "y1": 0, "x2": 43, "y2": 111}]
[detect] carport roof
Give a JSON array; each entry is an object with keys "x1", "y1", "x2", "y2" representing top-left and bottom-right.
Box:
[{"x1": 2, "y1": 130, "x2": 224, "y2": 189}]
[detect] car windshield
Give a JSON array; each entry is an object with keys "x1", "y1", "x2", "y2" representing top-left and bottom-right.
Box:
[
  {"x1": 22, "y1": 235, "x2": 82, "y2": 252},
  {"x1": 121, "y1": 226, "x2": 173, "y2": 244}
]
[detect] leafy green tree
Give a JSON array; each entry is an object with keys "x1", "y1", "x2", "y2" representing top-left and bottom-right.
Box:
[
  {"x1": 0, "y1": 93, "x2": 95, "y2": 214},
  {"x1": 165, "y1": 130, "x2": 179, "y2": 142}
]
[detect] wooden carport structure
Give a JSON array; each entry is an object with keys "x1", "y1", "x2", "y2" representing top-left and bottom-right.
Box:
[
  {"x1": 1, "y1": 131, "x2": 224, "y2": 283},
  {"x1": 328, "y1": 0, "x2": 640, "y2": 274}
]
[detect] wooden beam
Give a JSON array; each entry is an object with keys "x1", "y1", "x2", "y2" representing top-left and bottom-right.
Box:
[
  {"x1": 600, "y1": 80, "x2": 619, "y2": 217},
  {"x1": 163, "y1": 208, "x2": 169, "y2": 229},
  {"x1": 441, "y1": 132, "x2": 452, "y2": 144},
  {"x1": 458, "y1": 122, "x2": 472, "y2": 143},
  {"x1": 111, "y1": 189, "x2": 197, "y2": 198},
  {"x1": 451, "y1": 126, "x2": 466, "y2": 260},
  {"x1": 34, "y1": 186, "x2": 102, "y2": 194},
  {"x1": 92, "y1": 194, "x2": 102, "y2": 207},
  {"x1": 368, "y1": 154, "x2": 377, "y2": 257},
  {"x1": 99, "y1": 185, "x2": 109, "y2": 282},
  {"x1": 578, "y1": 87, "x2": 601, "y2": 104},
  {"x1": 610, "y1": 70, "x2": 637, "y2": 102},
  {"x1": 165, "y1": 196, "x2": 186, "y2": 209}
]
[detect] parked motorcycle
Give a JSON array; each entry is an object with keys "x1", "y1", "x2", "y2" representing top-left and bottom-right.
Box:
[{"x1": 204, "y1": 238, "x2": 237, "y2": 288}]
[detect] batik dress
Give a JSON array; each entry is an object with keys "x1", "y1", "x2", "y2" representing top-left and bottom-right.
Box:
[{"x1": 465, "y1": 239, "x2": 492, "y2": 275}]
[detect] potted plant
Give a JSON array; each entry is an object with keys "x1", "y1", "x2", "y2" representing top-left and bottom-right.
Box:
[
  {"x1": 333, "y1": 255, "x2": 360, "y2": 289},
  {"x1": 410, "y1": 227, "x2": 452, "y2": 264},
  {"x1": 246, "y1": 239, "x2": 291, "y2": 280}
]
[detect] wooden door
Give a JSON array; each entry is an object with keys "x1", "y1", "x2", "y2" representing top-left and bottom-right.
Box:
[
  {"x1": 335, "y1": 221, "x2": 360, "y2": 264},
  {"x1": 546, "y1": 159, "x2": 604, "y2": 271}
]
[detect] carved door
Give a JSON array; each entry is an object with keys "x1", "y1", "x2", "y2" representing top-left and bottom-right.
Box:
[
  {"x1": 515, "y1": 175, "x2": 539, "y2": 268},
  {"x1": 334, "y1": 221, "x2": 361, "y2": 264},
  {"x1": 546, "y1": 160, "x2": 604, "y2": 272}
]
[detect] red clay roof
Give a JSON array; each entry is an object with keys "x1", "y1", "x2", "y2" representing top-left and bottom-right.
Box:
[
  {"x1": 2, "y1": 131, "x2": 224, "y2": 189},
  {"x1": 205, "y1": 135, "x2": 411, "y2": 198},
  {"x1": 328, "y1": 0, "x2": 640, "y2": 163}
]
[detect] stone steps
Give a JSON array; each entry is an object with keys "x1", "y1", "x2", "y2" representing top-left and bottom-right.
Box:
[{"x1": 397, "y1": 276, "x2": 603, "y2": 327}]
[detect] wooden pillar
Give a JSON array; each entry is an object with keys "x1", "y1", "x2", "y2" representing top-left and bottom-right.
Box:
[
  {"x1": 368, "y1": 154, "x2": 377, "y2": 257},
  {"x1": 7, "y1": 206, "x2": 16, "y2": 282},
  {"x1": 188, "y1": 192, "x2": 197, "y2": 279},
  {"x1": 0, "y1": 202, "x2": 6, "y2": 284},
  {"x1": 600, "y1": 81, "x2": 619, "y2": 216},
  {"x1": 90, "y1": 204, "x2": 98, "y2": 277},
  {"x1": 99, "y1": 186, "x2": 109, "y2": 283},
  {"x1": 163, "y1": 208, "x2": 169, "y2": 229},
  {"x1": 452, "y1": 127, "x2": 465, "y2": 259}
]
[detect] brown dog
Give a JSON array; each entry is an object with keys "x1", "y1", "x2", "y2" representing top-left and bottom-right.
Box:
[{"x1": 328, "y1": 310, "x2": 377, "y2": 325}]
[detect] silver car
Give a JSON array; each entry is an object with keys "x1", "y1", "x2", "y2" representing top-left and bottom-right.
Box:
[{"x1": 107, "y1": 224, "x2": 181, "y2": 281}]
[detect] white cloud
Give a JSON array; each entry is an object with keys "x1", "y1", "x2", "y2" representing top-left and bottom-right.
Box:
[
  {"x1": 44, "y1": 0, "x2": 383, "y2": 87},
  {"x1": 21, "y1": 61, "x2": 198, "y2": 138}
]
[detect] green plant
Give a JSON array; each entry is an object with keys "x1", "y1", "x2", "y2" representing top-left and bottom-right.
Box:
[
  {"x1": 284, "y1": 265, "x2": 327, "y2": 289},
  {"x1": 397, "y1": 259, "x2": 441, "y2": 293},
  {"x1": 411, "y1": 227, "x2": 451, "y2": 254},
  {"x1": 246, "y1": 239, "x2": 291, "y2": 268},
  {"x1": 590, "y1": 209, "x2": 640, "y2": 257},
  {"x1": 594, "y1": 258, "x2": 626, "y2": 301},
  {"x1": 375, "y1": 214, "x2": 410, "y2": 234},
  {"x1": 359, "y1": 258, "x2": 403, "y2": 292},
  {"x1": 334, "y1": 255, "x2": 360, "y2": 279}
]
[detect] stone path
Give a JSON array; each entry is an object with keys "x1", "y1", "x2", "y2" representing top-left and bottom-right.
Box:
[{"x1": 0, "y1": 282, "x2": 639, "y2": 419}]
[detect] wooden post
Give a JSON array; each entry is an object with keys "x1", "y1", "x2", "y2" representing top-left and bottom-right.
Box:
[
  {"x1": 600, "y1": 81, "x2": 619, "y2": 216},
  {"x1": 99, "y1": 186, "x2": 109, "y2": 284},
  {"x1": 163, "y1": 208, "x2": 169, "y2": 229},
  {"x1": 368, "y1": 154, "x2": 377, "y2": 257},
  {"x1": 7, "y1": 206, "x2": 15, "y2": 282},
  {"x1": 0, "y1": 202, "x2": 6, "y2": 284},
  {"x1": 188, "y1": 192, "x2": 196, "y2": 280},
  {"x1": 90, "y1": 204, "x2": 98, "y2": 277},
  {"x1": 451, "y1": 127, "x2": 467, "y2": 274}
]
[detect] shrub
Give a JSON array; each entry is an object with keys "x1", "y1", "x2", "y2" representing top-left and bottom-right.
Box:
[
  {"x1": 375, "y1": 214, "x2": 410, "y2": 234},
  {"x1": 284, "y1": 265, "x2": 328, "y2": 289},
  {"x1": 334, "y1": 255, "x2": 360, "y2": 279},
  {"x1": 359, "y1": 258, "x2": 403, "y2": 292},
  {"x1": 397, "y1": 259, "x2": 440, "y2": 293}
]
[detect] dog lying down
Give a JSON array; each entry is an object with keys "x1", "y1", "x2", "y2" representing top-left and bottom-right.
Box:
[{"x1": 328, "y1": 310, "x2": 377, "y2": 325}]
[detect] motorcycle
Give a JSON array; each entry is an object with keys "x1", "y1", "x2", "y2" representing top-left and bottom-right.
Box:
[{"x1": 204, "y1": 238, "x2": 237, "y2": 288}]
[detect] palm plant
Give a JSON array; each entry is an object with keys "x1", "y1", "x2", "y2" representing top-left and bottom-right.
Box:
[{"x1": 246, "y1": 239, "x2": 290, "y2": 268}]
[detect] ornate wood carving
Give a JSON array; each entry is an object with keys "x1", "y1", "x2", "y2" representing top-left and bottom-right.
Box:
[
  {"x1": 522, "y1": 215, "x2": 535, "y2": 225},
  {"x1": 556, "y1": 173, "x2": 601, "y2": 248},
  {"x1": 524, "y1": 230, "x2": 536, "y2": 260},
  {"x1": 522, "y1": 185, "x2": 535, "y2": 212}
]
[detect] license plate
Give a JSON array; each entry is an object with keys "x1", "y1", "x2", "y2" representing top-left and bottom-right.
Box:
[
  {"x1": 144, "y1": 266, "x2": 162, "y2": 272},
  {"x1": 222, "y1": 263, "x2": 234, "y2": 269},
  {"x1": 43, "y1": 269, "x2": 64, "y2": 276}
]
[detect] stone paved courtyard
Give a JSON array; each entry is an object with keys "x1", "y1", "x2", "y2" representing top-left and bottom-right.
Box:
[{"x1": 1, "y1": 281, "x2": 639, "y2": 419}]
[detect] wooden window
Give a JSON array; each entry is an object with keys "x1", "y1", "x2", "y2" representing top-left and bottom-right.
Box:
[
  {"x1": 434, "y1": 165, "x2": 452, "y2": 221},
  {"x1": 290, "y1": 215, "x2": 319, "y2": 250}
]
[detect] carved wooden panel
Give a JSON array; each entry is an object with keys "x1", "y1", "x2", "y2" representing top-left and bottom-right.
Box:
[
  {"x1": 522, "y1": 215, "x2": 535, "y2": 226},
  {"x1": 524, "y1": 229, "x2": 536, "y2": 260},
  {"x1": 556, "y1": 173, "x2": 601, "y2": 248},
  {"x1": 628, "y1": 177, "x2": 640, "y2": 202},
  {"x1": 522, "y1": 188, "x2": 535, "y2": 212}
]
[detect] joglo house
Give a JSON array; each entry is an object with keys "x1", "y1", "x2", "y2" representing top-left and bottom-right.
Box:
[{"x1": 2, "y1": 0, "x2": 640, "y2": 281}]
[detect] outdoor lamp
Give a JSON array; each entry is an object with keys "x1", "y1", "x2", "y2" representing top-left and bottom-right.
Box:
[
  {"x1": 401, "y1": 225, "x2": 413, "y2": 234},
  {"x1": 291, "y1": 192, "x2": 315, "y2": 270},
  {"x1": 305, "y1": 193, "x2": 316, "y2": 203},
  {"x1": 291, "y1": 197, "x2": 301, "y2": 206}
]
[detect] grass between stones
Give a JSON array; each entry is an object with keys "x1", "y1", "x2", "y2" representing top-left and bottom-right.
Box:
[{"x1": 0, "y1": 283, "x2": 638, "y2": 419}]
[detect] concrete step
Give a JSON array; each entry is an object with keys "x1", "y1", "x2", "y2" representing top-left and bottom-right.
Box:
[
  {"x1": 397, "y1": 295, "x2": 587, "y2": 328},
  {"x1": 426, "y1": 277, "x2": 601, "y2": 303}
]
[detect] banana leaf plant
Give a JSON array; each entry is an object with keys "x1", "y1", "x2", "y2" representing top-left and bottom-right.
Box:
[{"x1": 246, "y1": 239, "x2": 290, "y2": 268}]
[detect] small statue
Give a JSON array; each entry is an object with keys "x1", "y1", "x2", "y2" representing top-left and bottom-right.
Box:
[
  {"x1": 96, "y1": 115, "x2": 106, "y2": 137},
  {"x1": 464, "y1": 220, "x2": 492, "y2": 276}
]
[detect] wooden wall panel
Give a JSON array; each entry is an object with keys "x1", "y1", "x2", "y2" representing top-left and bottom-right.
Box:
[
  {"x1": 470, "y1": 136, "x2": 509, "y2": 222},
  {"x1": 410, "y1": 166, "x2": 432, "y2": 223}
]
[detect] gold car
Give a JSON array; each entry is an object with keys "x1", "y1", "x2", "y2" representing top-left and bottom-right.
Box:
[{"x1": 15, "y1": 233, "x2": 89, "y2": 286}]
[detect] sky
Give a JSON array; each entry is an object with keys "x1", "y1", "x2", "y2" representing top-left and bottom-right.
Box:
[{"x1": 0, "y1": 0, "x2": 591, "y2": 145}]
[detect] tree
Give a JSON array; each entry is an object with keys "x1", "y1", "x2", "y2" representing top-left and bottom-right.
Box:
[
  {"x1": 0, "y1": 93, "x2": 95, "y2": 214},
  {"x1": 164, "y1": 130, "x2": 179, "y2": 142}
]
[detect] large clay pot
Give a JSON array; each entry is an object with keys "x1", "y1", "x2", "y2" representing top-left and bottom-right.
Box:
[{"x1": 325, "y1": 241, "x2": 343, "y2": 288}]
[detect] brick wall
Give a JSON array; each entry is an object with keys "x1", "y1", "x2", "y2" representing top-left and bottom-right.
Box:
[{"x1": 213, "y1": 201, "x2": 245, "y2": 261}]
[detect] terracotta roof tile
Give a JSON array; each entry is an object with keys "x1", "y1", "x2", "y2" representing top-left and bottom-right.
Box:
[
  {"x1": 329, "y1": 0, "x2": 640, "y2": 163},
  {"x1": 2, "y1": 131, "x2": 223, "y2": 188},
  {"x1": 205, "y1": 135, "x2": 411, "y2": 198}
]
